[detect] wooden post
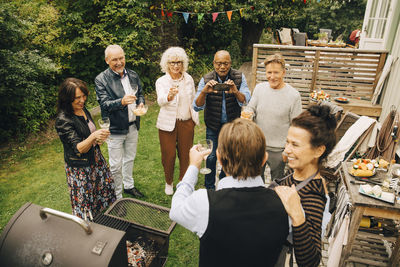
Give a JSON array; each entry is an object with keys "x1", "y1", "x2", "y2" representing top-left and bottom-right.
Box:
[
  {"x1": 310, "y1": 50, "x2": 320, "y2": 93},
  {"x1": 251, "y1": 46, "x2": 258, "y2": 92},
  {"x1": 339, "y1": 206, "x2": 365, "y2": 266},
  {"x1": 371, "y1": 52, "x2": 388, "y2": 99}
]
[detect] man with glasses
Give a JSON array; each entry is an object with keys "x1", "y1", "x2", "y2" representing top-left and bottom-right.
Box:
[
  {"x1": 193, "y1": 50, "x2": 251, "y2": 189},
  {"x1": 95, "y1": 44, "x2": 146, "y2": 199}
]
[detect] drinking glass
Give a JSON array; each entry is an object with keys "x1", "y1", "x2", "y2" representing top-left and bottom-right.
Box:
[
  {"x1": 98, "y1": 117, "x2": 110, "y2": 130},
  {"x1": 198, "y1": 139, "x2": 213, "y2": 175},
  {"x1": 98, "y1": 117, "x2": 110, "y2": 142},
  {"x1": 241, "y1": 105, "x2": 254, "y2": 120}
]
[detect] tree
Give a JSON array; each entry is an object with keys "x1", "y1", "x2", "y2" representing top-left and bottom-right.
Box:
[{"x1": 0, "y1": 2, "x2": 60, "y2": 142}]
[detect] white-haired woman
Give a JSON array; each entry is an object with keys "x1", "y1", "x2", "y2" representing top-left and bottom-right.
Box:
[{"x1": 156, "y1": 47, "x2": 199, "y2": 195}]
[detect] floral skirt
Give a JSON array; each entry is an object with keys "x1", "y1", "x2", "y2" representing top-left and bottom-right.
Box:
[{"x1": 65, "y1": 146, "x2": 116, "y2": 219}]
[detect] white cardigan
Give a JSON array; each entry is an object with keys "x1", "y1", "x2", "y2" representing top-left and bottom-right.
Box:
[{"x1": 156, "y1": 72, "x2": 199, "y2": 131}]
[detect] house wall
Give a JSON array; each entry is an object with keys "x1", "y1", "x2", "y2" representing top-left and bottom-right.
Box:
[
  {"x1": 379, "y1": 19, "x2": 400, "y2": 121},
  {"x1": 385, "y1": 0, "x2": 400, "y2": 51}
]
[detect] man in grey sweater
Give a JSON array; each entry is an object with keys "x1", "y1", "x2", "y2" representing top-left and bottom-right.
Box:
[{"x1": 248, "y1": 54, "x2": 302, "y2": 180}]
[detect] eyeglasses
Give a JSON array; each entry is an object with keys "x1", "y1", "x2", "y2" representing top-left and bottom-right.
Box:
[
  {"x1": 168, "y1": 61, "x2": 183, "y2": 66},
  {"x1": 214, "y1": 61, "x2": 231, "y2": 67}
]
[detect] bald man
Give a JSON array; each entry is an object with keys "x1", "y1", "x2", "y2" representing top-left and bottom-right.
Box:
[
  {"x1": 193, "y1": 50, "x2": 251, "y2": 189},
  {"x1": 95, "y1": 44, "x2": 145, "y2": 199}
]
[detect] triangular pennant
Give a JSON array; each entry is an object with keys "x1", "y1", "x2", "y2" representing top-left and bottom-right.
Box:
[
  {"x1": 197, "y1": 13, "x2": 204, "y2": 23},
  {"x1": 167, "y1": 11, "x2": 173, "y2": 22},
  {"x1": 182, "y1": 12, "x2": 190, "y2": 23},
  {"x1": 239, "y1": 8, "x2": 244, "y2": 17},
  {"x1": 161, "y1": 9, "x2": 165, "y2": 18},
  {"x1": 226, "y1": 11, "x2": 233, "y2": 22},
  {"x1": 212, "y1": 12, "x2": 219, "y2": 23}
]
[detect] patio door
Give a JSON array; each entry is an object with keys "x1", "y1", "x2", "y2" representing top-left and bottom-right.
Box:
[{"x1": 359, "y1": 0, "x2": 396, "y2": 49}]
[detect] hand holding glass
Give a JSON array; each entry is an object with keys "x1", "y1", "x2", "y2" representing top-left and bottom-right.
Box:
[{"x1": 198, "y1": 139, "x2": 213, "y2": 175}]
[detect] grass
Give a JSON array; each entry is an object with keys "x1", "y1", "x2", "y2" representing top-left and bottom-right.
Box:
[{"x1": 0, "y1": 92, "x2": 206, "y2": 266}]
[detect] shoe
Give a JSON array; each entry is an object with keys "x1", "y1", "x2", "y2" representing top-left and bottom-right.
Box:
[
  {"x1": 165, "y1": 183, "x2": 174, "y2": 195},
  {"x1": 124, "y1": 187, "x2": 144, "y2": 198}
]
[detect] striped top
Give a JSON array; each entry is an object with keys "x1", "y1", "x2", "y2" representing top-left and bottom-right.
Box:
[{"x1": 280, "y1": 175, "x2": 326, "y2": 267}]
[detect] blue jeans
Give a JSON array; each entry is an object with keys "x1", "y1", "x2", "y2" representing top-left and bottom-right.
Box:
[{"x1": 205, "y1": 127, "x2": 226, "y2": 189}]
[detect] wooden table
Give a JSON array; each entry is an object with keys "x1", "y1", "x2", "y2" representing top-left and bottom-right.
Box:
[
  {"x1": 339, "y1": 162, "x2": 400, "y2": 266},
  {"x1": 334, "y1": 98, "x2": 382, "y2": 118}
]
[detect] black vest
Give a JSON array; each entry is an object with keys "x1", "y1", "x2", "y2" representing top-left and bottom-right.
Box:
[
  {"x1": 203, "y1": 69, "x2": 242, "y2": 132},
  {"x1": 199, "y1": 187, "x2": 289, "y2": 267}
]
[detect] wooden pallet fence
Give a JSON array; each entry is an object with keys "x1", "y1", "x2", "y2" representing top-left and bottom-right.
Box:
[{"x1": 251, "y1": 44, "x2": 388, "y2": 109}]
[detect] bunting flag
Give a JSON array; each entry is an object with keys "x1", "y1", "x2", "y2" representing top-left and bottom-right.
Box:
[
  {"x1": 198, "y1": 13, "x2": 204, "y2": 23},
  {"x1": 167, "y1": 11, "x2": 173, "y2": 22},
  {"x1": 182, "y1": 12, "x2": 189, "y2": 23},
  {"x1": 226, "y1": 10, "x2": 233, "y2": 22},
  {"x1": 150, "y1": 5, "x2": 255, "y2": 23},
  {"x1": 212, "y1": 12, "x2": 219, "y2": 23}
]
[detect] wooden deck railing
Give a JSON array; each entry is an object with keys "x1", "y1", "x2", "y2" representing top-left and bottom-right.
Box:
[{"x1": 251, "y1": 44, "x2": 388, "y2": 108}]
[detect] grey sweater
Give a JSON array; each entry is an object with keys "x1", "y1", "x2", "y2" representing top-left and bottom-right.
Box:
[{"x1": 248, "y1": 82, "x2": 302, "y2": 151}]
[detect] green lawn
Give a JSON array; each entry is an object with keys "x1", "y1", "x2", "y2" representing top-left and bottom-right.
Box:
[{"x1": 0, "y1": 93, "x2": 206, "y2": 266}]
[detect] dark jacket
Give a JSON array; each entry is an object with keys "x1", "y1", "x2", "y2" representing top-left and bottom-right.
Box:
[
  {"x1": 55, "y1": 107, "x2": 96, "y2": 167},
  {"x1": 203, "y1": 69, "x2": 242, "y2": 132},
  {"x1": 95, "y1": 68, "x2": 145, "y2": 134}
]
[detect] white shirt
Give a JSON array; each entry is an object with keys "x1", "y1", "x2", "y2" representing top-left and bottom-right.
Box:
[
  {"x1": 169, "y1": 165, "x2": 265, "y2": 238},
  {"x1": 120, "y1": 71, "x2": 137, "y2": 123}
]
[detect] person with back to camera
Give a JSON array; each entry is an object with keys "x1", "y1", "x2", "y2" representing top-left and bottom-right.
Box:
[
  {"x1": 193, "y1": 50, "x2": 251, "y2": 189},
  {"x1": 155, "y1": 47, "x2": 199, "y2": 195},
  {"x1": 170, "y1": 118, "x2": 289, "y2": 267},
  {"x1": 273, "y1": 104, "x2": 337, "y2": 267},
  {"x1": 55, "y1": 78, "x2": 116, "y2": 220},
  {"x1": 247, "y1": 53, "x2": 302, "y2": 181}
]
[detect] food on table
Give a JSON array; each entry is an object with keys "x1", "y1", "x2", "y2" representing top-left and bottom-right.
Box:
[
  {"x1": 360, "y1": 184, "x2": 373, "y2": 195},
  {"x1": 310, "y1": 90, "x2": 330, "y2": 101},
  {"x1": 372, "y1": 185, "x2": 382, "y2": 197},
  {"x1": 378, "y1": 158, "x2": 389, "y2": 169},
  {"x1": 334, "y1": 96, "x2": 349, "y2": 103},
  {"x1": 349, "y1": 158, "x2": 377, "y2": 177}
]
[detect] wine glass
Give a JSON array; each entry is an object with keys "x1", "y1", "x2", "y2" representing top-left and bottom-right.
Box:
[
  {"x1": 240, "y1": 105, "x2": 254, "y2": 120},
  {"x1": 98, "y1": 117, "x2": 110, "y2": 130},
  {"x1": 98, "y1": 117, "x2": 110, "y2": 142},
  {"x1": 198, "y1": 139, "x2": 213, "y2": 175}
]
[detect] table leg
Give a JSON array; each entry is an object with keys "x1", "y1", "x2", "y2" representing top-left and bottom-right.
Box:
[
  {"x1": 389, "y1": 236, "x2": 400, "y2": 267},
  {"x1": 339, "y1": 206, "x2": 365, "y2": 266}
]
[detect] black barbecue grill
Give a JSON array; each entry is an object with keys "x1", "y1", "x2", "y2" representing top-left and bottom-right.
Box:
[{"x1": 0, "y1": 199, "x2": 176, "y2": 267}]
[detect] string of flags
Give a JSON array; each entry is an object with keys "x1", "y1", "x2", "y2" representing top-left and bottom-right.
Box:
[
  {"x1": 150, "y1": 5, "x2": 255, "y2": 23},
  {"x1": 150, "y1": 0, "x2": 318, "y2": 24}
]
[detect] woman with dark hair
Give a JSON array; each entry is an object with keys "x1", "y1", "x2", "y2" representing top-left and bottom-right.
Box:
[
  {"x1": 274, "y1": 104, "x2": 337, "y2": 267},
  {"x1": 55, "y1": 78, "x2": 116, "y2": 220}
]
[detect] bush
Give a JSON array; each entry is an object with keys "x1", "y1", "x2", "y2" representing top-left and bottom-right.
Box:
[{"x1": 0, "y1": 50, "x2": 60, "y2": 142}]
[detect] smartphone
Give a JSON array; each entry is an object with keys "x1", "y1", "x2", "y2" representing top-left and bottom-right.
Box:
[{"x1": 213, "y1": 83, "x2": 230, "y2": 91}]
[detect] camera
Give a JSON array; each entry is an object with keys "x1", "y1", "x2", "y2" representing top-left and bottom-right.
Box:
[{"x1": 213, "y1": 83, "x2": 230, "y2": 91}]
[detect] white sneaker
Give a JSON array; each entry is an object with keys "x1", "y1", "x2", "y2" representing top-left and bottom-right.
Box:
[{"x1": 165, "y1": 183, "x2": 174, "y2": 195}]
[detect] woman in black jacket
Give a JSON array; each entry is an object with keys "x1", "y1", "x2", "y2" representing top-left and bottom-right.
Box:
[{"x1": 55, "y1": 78, "x2": 115, "y2": 220}]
